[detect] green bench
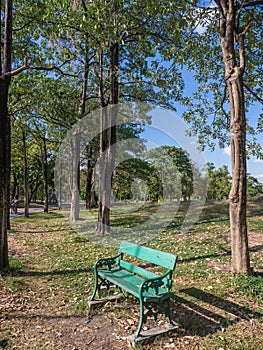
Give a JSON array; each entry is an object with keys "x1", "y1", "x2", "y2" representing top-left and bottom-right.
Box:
[{"x1": 89, "y1": 241, "x2": 178, "y2": 343}]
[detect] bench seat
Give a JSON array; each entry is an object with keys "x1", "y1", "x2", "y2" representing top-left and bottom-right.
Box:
[{"x1": 98, "y1": 268, "x2": 173, "y2": 301}]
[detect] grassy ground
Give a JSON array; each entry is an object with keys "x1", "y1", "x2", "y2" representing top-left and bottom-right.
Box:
[{"x1": 0, "y1": 198, "x2": 263, "y2": 349}]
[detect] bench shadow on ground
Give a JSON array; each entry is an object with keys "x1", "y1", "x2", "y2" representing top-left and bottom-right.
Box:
[{"x1": 170, "y1": 287, "x2": 262, "y2": 337}]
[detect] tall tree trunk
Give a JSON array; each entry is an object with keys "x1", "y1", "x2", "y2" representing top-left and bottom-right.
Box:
[
  {"x1": 69, "y1": 131, "x2": 81, "y2": 221},
  {"x1": 0, "y1": 81, "x2": 10, "y2": 271},
  {"x1": 7, "y1": 107, "x2": 11, "y2": 230},
  {"x1": 57, "y1": 160, "x2": 62, "y2": 210},
  {"x1": 0, "y1": 0, "x2": 12, "y2": 272},
  {"x1": 40, "y1": 137, "x2": 49, "y2": 213},
  {"x1": 86, "y1": 156, "x2": 93, "y2": 209},
  {"x1": 97, "y1": 41, "x2": 118, "y2": 234},
  {"x1": 29, "y1": 179, "x2": 41, "y2": 204},
  {"x1": 22, "y1": 131, "x2": 29, "y2": 218},
  {"x1": 97, "y1": 49, "x2": 109, "y2": 233},
  {"x1": 216, "y1": 0, "x2": 250, "y2": 273},
  {"x1": 97, "y1": 106, "x2": 110, "y2": 233},
  {"x1": 69, "y1": 50, "x2": 89, "y2": 221},
  {"x1": 11, "y1": 172, "x2": 19, "y2": 198}
]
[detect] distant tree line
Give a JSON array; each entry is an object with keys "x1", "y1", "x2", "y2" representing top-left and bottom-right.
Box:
[
  {"x1": 206, "y1": 162, "x2": 263, "y2": 201},
  {"x1": 11, "y1": 142, "x2": 263, "y2": 206}
]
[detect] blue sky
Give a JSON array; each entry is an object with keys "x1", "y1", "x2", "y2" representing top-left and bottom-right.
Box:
[
  {"x1": 141, "y1": 101, "x2": 263, "y2": 182},
  {"x1": 141, "y1": 124, "x2": 263, "y2": 183}
]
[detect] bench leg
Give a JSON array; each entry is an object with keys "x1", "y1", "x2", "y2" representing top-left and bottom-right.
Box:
[
  {"x1": 89, "y1": 274, "x2": 99, "y2": 302},
  {"x1": 134, "y1": 297, "x2": 173, "y2": 339},
  {"x1": 166, "y1": 298, "x2": 173, "y2": 324},
  {"x1": 89, "y1": 286, "x2": 97, "y2": 302},
  {"x1": 134, "y1": 298, "x2": 144, "y2": 339}
]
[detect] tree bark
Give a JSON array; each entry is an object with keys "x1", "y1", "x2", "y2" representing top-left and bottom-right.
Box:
[
  {"x1": 11, "y1": 172, "x2": 19, "y2": 199},
  {"x1": 86, "y1": 155, "x2": 95, "y2": 209},
  {"x1": 29, "y1": 179, "x2": 41, "y2": 204},
  {"x1": 6, "y1": 102, "x2": 11, "y2": 230},
  {"x1": 97, "y1": 42, "x2": 118, "y2": 234},
  {"x1": 40, "y1": 137, "x2": 49, "y2": 213},
  {"x1": 216, "y1": 0, "x2": 250, "y2": 273},
  {"x1": 22, "y1": 131, "x2": 29, "y2": 218},
  {"x1": 57, "y1": 160, "x2": 62, "y2": 210},
  {"x1": 0, "y1": 80, "x2": 10, "y2": 271},
  {"x1": 69, "y1": 49, "x2": 89, "y2": 221},
  {"x1": 97, "y1": 106, "x2": 111, "y2": 233},
  {"x1": 69, "y1": 131, "x2": 81, "y2": 222},
  {"x1": 0, "y1": 0, "x2": 12, "y2": 272}
]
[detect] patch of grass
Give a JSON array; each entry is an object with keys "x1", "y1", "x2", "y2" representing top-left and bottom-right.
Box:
[
  {"x1": 2, "y1": 199, "x2": 262, "y2": 349},
  {"x1": 248, "y1": 216, "x2": 263, "y2": 231},
  {"x1": 233, "y1": 274, "x2": 263, "y2": 303},
  {"x1": 3, "y1": 276, "x2": 27, "y2": 292},
  {"x1": 9, "y1": 257, "x2": 24, "y2": 271}
]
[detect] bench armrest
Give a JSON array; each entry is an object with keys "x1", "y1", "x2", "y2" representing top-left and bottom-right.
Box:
[
  {"x1": 139, "y1": 270, "x2": 173, "y2": 297},
  {"x1": 94, "y1": 252, "x2": 122, "y2": 271}
]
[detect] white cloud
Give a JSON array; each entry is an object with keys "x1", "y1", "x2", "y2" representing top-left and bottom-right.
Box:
[
  {"x1": 257, "y1": 174, "x2": 263, "y2": 178},
  {"x1": 223, "y1": 146, "x2": 231, "y2": 156}
]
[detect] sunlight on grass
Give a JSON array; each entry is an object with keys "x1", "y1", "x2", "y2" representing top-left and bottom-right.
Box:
[{"x1": 1, "y1": 198, "x2": 262, "y2": 349}]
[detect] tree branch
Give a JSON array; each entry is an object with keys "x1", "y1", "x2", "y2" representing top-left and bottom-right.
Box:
[
  {"x1": 238, "y1": 24, "x2": 251, "y2": 70},
  {"x1": 0, "y1": 57, "x2": 28, "y2": 79},
  {"x1": 28, "y1": 64, "x2": 78, "y2": 78},
  {"x1": 236, "y1": 0, "x2": 263, "y2": 9},
  {"x1": 244, "y1": 83, "x2": 263, "y2": 104}
]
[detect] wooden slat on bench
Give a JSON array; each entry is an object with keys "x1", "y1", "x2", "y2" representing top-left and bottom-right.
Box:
[
  {"x1": 120, "y1": 241, "x2": 177, "y2": 270},
  {"x1": 119, "y1": 260, "x2": 158, "y2": 280},
  {"x1": 98, "y1": 269, "x2": 144, "y2": 297}
]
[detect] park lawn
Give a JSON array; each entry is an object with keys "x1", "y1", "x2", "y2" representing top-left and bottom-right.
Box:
[{"x1": 0, "y1": 198, "x2": 263, "y2": 350}]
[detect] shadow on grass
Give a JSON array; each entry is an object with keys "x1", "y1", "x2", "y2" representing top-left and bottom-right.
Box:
[
  {"x1": 171, "y1": 287, "x2": 262, "y2": 337},
  {"x1": 179, "y1": 250, "x2": 231, "y2": 264},
  {"x1": 8, "y1": 267, "x2": 92, "y2": 278},
  {"x1": 13, "y1": 228, "x2": 77, "y2": 235},
  {"x1": 179, "y1": 243, "x2": 262, "y2": 264}
]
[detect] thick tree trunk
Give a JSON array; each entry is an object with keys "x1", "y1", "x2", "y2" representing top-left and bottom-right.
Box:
[
  {"x1": 69, "y1": 51, "x2": 89, "y2": 221},
  {"x1": 228, "y1": 76, "x2": 250, "y2": 273},
  {"x1": 85, "y1": 157, "x2": 95, "y2": 209},
  {"x1": 97, "y1": 42, "x2": 118, "y2": 234},
  {"x1": 217, "y1": 0, "x2": 250, "y2": 273},
  {"x1": 7, "y1": 106, "x2": 11, "y2": 230},
  {"x1": 69, "y1": 131, "x2": 81, "y2": 222},
  {"x1": 97, "y1": 107, "x2": 111, "y2": 233},
  {"x1": 22, "y1": 131, "x2": 29, "y2": 218},
  {"x1": 0, "y1": 0, "x2": 12, "y2": 272},
  {"x1": 40, "y1": 137, "x2": 49, "y2": 213},
  {"x1": 0, "y1": 80, "x2": 10, "y2": 272},
  {"x1": 97, "y1": 49, "x2": 108, "y2": 233}
]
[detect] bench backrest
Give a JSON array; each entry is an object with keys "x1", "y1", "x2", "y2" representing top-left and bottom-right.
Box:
[{"x1": 119, "y1": 241, "x2": 177, "y2": 272}]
